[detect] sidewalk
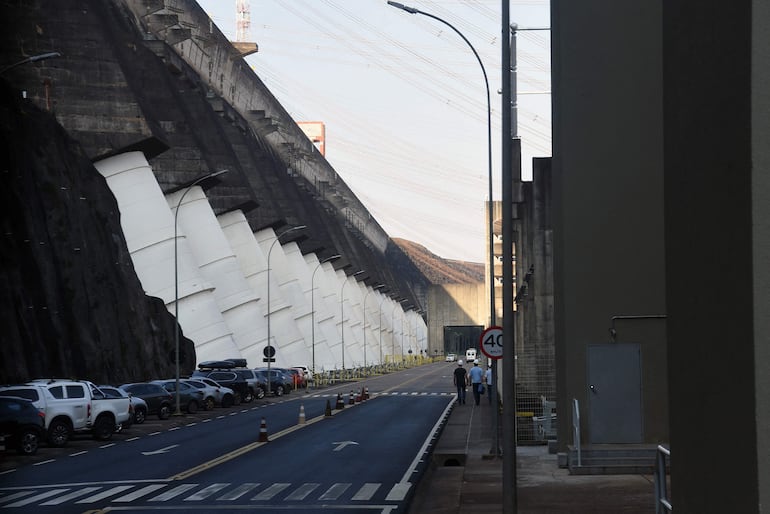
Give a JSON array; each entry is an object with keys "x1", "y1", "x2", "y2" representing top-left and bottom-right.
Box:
[{"x1": 408, "y1": 396, "x2": 656, "y2": 513}]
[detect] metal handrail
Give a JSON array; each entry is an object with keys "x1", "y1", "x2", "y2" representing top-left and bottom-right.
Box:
[
  {"x1": 654, "y1": 444, "x2": 672, "y2": 513},
  {"x1": 572, "y1": 398, "x2": 581, "y2": 467}
]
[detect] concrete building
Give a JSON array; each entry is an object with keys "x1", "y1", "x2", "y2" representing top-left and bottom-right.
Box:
[{"x1": 551, "y1": 0, "x2": 768, "y2": 511}]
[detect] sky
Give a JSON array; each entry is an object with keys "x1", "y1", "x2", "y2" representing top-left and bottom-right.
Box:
[{"x1": 197, "y1": 0, "x2": 551, "y2": 262}]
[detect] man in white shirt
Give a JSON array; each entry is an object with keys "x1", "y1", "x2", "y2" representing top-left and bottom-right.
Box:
[{"x1": 485, "y1": 365, "x2": 493, "y2": 405}]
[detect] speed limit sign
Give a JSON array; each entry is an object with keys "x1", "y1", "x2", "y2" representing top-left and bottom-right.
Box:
[{"x1": 480, "y1": 326, "x2": 503, "y2": 359}]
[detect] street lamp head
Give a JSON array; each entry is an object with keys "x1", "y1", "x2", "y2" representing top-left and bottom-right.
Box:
[
  {"x1": 1, "y1": 51, "x2": 61, "y2": 75},
  {"x1": 387, "y1": 1, "x2": 418, "y2": 14}
]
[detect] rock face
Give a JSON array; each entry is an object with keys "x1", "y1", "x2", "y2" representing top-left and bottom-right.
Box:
[{"x1": 0, "y1": 81, "x2": 195, "y2": 385}]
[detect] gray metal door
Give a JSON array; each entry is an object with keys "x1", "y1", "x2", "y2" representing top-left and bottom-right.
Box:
[{"x1": 587, "y1": 343, "x2": 643, "y2": 444}]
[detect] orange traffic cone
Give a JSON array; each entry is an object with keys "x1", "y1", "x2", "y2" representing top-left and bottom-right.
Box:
[
  {"x1": 258, "y1": 417, "x2": 269, "y2": 442},
  {"x1": 325, "y1": 399, "x2": 333, "y2": 417},
  {"x1": 364, "y1": 387, "x2": 370, "y2": 400},
  {"x1": 335, "y1": 393, "x2": 344, "y2": 410},
  {"x1": 298, "y1": 404, "x2": 306, "y2": 425},
  {"x1": 355, "y1": 388, "x2": 361, "y2": 403}
]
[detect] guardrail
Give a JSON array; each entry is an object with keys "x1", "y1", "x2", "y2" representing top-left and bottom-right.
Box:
[
  {"x1": 654, "y1": 444, "x2": 672, "y2": 513},
  {"x1": 310, "y1": 358, "x2": 428, "y2": 388}
]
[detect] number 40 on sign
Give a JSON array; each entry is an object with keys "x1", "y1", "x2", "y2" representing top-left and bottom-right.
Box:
[{"x1": 480, "y1": 326, "x2": 503, "y2": 360}]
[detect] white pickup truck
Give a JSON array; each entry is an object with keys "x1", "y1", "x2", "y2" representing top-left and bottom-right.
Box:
[{"x1": 0, "y1": 379, "x2": 131, "y2": 447}]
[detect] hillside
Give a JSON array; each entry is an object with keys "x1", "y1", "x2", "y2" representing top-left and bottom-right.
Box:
[{"x1": 394, "y1": 239, "x2": 484, "y2": 284}]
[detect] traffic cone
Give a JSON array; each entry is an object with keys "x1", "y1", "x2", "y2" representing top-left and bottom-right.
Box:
[
  {"x1": 258, "y1": 417, "x2": 269, "y2": 442},
  {"x1": 325, "y1": 399, "x2": 333, "y2": 417},
  {"x1": 298, "y1": 404, "x2": 306, "y2": 425},
  {"x1": 349, "y1": 390, "x2": 355, "y2": 405},
  {"x1": 364, "y1": 387, "x2": 370, "y2": 400},
  {"x1": 335, "y1": 393, "x2": 344, "y2": 410},
  {"x1": 355, "y1": 388, "x2": 361, "y2": 403}
]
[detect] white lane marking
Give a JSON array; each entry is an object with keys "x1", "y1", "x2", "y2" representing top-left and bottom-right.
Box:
[
  {"x1": 252, "y1": 483, "x2": 290, "y2": 500},
  {"x1": 40, "y1": 486, "x2": 100, "y2": 505},
  {"x1": 352, "y1": 483, "x2": 381, "y2": 501},
  {"x1": 75, "y1": 485, "x2": 133, "y2": 503},
  {"x1": 216, "y1": 482, "x2": 260, "y2": 500},
  {"x1": 113, "y1": 484, "x2": 168, "y2": 502},
  {"x1": 141, "y1": 444, "x2": 179, "y2": 456},
  {"x1": 332, "y1": 440, "x2": 359, "y2": 451},
  {"x1": 318, "y1": 483, "x2": 351, "y2": 500},
  {"x1": 5, "y1": 489, "x2": 68, "y2": 507},
  {"x1": 284, "y1": 482, "x2": 320, "y2": 501},
  {"x1": 184, "y1": 483, "x2": 230, "y2": 501},
  {"x1": 149, "y1": 483, "x2": 198, "y2": 501},
  {"x1": 385, "y1": 482, "x2": 411, "y2": 501}
]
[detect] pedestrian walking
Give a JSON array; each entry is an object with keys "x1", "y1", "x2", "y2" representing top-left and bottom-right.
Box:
[
  {"x1": 453, "y1": 360, "x2": 467, "y2": 404},
  {"x1": 485, "y1": 365, "x2": 493, "y2": 405},
  {"x1": 469, "y1": 359, "x2": 484, "y2": 405}
]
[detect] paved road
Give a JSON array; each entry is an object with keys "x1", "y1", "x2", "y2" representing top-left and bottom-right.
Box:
[{"x1": 0, "y1": 363, "x2": 457, "y2": 513}]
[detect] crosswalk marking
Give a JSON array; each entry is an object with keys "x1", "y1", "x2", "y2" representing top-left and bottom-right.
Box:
[
  {"x1": 284, "y1": 482, "x2": 320, "y2": 500},
  {"x1": 5, "y1": 489, "x2": 68, "y2": 508},
  {"x1": 1, "y1": 480, "x2": 409, "y2": 507},
  {"x1": 385, "y1": 482, "x2": 411, "y2": 501},
  {"x1": 217, "y1": 482, "x2": 259, "y2": 500},
  {"x1": 252, "y1": 482, "x2": 290, "y2": 500},
  {"x1": 149, "y1": 483, "x2": 198, "y2": 501},
  {"x1": 76, "y1": 485, "x2": 133, "y2": 503},
  {"x1": 319, "y1": 482, "x2": 351, "y2": 500},
  {"x1": 0, "y1": 490, "x2": 35, "y2": 504},
  {"x1": 41, "y1": 486, "x2": 100, "y2": 505},
  {"x1": 352, "y1": 483, "x2": 380, "y2": 500},
  {"x1": 113, "y1": 484, "x2": 168, "y2": 502},
  {"x1": 184, "y1": 483, "x2": 230, "y2": 501}
]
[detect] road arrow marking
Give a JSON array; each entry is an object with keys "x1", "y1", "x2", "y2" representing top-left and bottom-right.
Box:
[
  {"x1": 142, "y1": 444, "x2": 179, "y2": 456},
  {"x1": 332, "y1": 441, "x2": 359, "y2": 452}
]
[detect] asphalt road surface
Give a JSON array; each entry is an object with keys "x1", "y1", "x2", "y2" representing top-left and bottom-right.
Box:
[{"x1": 0, "y1": 362, "x2": 460, "y2": 513}]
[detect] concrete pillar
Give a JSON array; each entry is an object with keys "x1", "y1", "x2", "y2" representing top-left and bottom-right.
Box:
[{"x1": 94, "y1": 151, "x2": 240, "y2": 362}]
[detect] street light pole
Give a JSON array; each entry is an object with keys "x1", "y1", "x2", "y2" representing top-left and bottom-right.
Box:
[
  {"x1": 266, "y1": 225, "x2": 306, "y2": 388},
  {"x1": 173, "y1": 169, "x2": 228, "y2": 416},
  {"x1": 340, "y1": 270, "x2": 365, "y2": 372},
  {"x1": 363, "y1": 284, "x2": 385, "y2": 376},
  {"x1": 311, "y1": 254, "x2": 340, "y2": 384},
  {"x1": 387, "y1": 1, "x2": 495, "y2": 328}
]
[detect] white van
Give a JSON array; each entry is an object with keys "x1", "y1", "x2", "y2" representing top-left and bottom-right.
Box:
[{"x1": 465, "y1": 348, "x2": 477, "y2": 362}]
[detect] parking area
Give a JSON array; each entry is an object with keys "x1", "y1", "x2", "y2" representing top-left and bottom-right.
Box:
[{"x1": 0, "y1": 392, "x2": 300, "y2": 473}]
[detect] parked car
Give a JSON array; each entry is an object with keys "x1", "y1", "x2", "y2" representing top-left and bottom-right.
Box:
[
  {"x1": 180, "y1": 379, "x2": 223, "y2": 410},
  {"x1": 190, "y1": 368, "x2": 246, "y2": 405},
  {"x1": 185, "y1": 377, "x2": 236, "y2": 407},
  {"x1": 193, "y1": 361, "x2": 256, "y2": 402},
  {"x1": 0, "y1": 396, "x2": 46, "y2": 455},
  {"x1": 445, "y1": 353, "x2": 457, "y2": 362},
  {"x1": 293, "y1": 365, "x2": 314, "y2": 385},
  {"x1": 223, "y1": 359, "x2": 265, "y2": 401},
  {"x1": 119, "y1": 382, "x2": 173, "y2": 420},
  {"x1": 98, "y1": 385, "x2": 148, "y2": 426},
  {"x1": 0, "y1": 380, "x2": 131, "y2": 446},
  {"x1": 254, "y1": 368, "x2": 292, "y2": 396},
  {"x1": 284, "y1": 368, "x2": 307, "y2": 389},
  {"x1": 150, "y1": 380, "x2": 204, "y2": 414}
]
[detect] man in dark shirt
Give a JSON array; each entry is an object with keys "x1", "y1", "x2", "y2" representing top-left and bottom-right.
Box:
[{"x1": 453, "y1": 360, "x2": 468, "y2": 404}]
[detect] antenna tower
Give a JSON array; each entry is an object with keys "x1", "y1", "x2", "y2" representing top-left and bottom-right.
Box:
[{"x1": 236, "y1": 0, "x2": 251, "y2": 42}]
